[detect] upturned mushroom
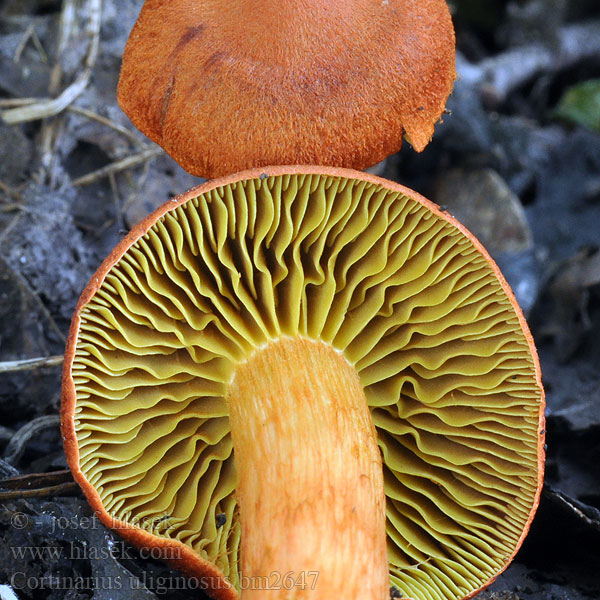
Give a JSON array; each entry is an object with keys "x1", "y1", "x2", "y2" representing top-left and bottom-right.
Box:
[
  {"x1": 62, "y1": 167, "x2": 545, "y2": 600},
  {"x1": 117, "y1": 0, "x2": 456, "y2": 178}
]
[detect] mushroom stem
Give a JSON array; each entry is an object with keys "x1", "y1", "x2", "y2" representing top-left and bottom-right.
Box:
[{"x1": 227, "y1": 336, "x2": 388, "y2": 599}]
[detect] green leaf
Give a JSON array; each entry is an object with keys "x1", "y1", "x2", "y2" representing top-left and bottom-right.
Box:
[{"x1": 554, "y1": 79, "x2": 600, "y2": 133}]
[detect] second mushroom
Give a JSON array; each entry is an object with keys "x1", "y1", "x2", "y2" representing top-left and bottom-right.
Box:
[{"x1": 62, "y1": 167, "x2": 545, "y2": 600}]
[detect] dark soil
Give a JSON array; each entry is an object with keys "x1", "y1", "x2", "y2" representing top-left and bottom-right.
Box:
[{"x1": 1, "y1": 1, "x2": 599, "y2": 599}]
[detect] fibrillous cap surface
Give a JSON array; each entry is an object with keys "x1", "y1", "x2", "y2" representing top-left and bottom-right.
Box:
[
  {"x1": 62, "y1": 167, "x2": 544, "y2": 600},
  {"x1": 117, "y1": 0, "x2": 456, "y2": 178}
]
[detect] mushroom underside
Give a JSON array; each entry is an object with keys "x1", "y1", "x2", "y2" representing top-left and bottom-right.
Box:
[{"x1": 66, "y1": 171, "x2": 543, "y2": 600}]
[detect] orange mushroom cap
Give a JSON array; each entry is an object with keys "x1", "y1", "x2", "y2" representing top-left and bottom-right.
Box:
[{"x1": 117, "y1": 0, "x2": 456, "y2": 179}]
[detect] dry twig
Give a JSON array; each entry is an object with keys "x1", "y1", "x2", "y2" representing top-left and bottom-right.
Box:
[
  {"x1": 0, "y1": 0, "x2": 102, "y2": 125},
  {"x1": 0, "y1": 471, "x2": 78, "y2": 499},
  {"x1": 0, "y1": 482, "x2": 78, "y2": 500},
  {"x1": 0, "y1": 355, "x2": 64, "y2": 374},
  {"x1": 14, "y1": 23, "x2": 48, "y2": 64},
  {"x1": 14, "y1": 23, "x2": 34, "y2": 63},
  {"x1": 67, "y1": 105, "x2": 143, "y2": 146},
  {"x1": 0, "y1": 98, "x2": 40, "y2": 108},
  {"x1": 3, "y1": 415, "x2": 61, "y2": 466},
  {"x1": 72, "y1": 146, "x2": 163, "y2": 187},
  {"x1": 50, "y1": 0, "x2": 78, "y2": 94}
]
